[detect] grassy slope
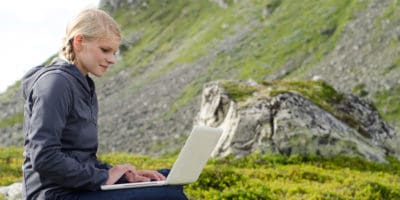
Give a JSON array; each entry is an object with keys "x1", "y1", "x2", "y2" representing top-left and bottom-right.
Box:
[
  {"x1": 105, "y1": 0, "x2": 400, "y2": 124},
  {"x1": 0, "y1": 81, "x2": 20, "y2": 104},
  {"x1": 374, "y1": 86, "x2": 400, "y2": 127},
  {"x1": 110, "y1": 0, "x2": 359, "y2": 79},
  {"x1": 1, "y1": 0, "x2": 398, "y2": 136},
  {"x1": 370, "y1": 1, "x2": 400, "y2": 128},
  {"x1": 347, "y1": 0, "x2": 400, "y2": 129},
  {"x1": 2, "y1": 147, "x2": 400, "y2": 199}
]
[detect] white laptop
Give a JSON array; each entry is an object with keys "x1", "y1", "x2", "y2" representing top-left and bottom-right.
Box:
[{"x1": 101, "y1": 125, "x2": 223, "y2": 190}]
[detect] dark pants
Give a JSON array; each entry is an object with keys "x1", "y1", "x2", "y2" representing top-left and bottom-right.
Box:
[{"x1": 59, "y1": 169, "x2": 188, "y2": 200}]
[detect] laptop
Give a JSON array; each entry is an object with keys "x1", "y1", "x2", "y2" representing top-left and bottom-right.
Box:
[{"x1": 100, "y1": 125, "x2": 223, "y2": 190}]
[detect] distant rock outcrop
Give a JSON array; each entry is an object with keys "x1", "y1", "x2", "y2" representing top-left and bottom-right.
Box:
[{"x1": 195, "y1": 80, "x2": 398, "y2": 162}]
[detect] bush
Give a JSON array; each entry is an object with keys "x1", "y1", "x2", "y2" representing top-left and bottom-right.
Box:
[
  {"x1": 0, "y1": 147, "x2": 23, "y2": 186},
  {"x1": 1, "y1": 147, "x2": 400, "y2": 200},
  {"x1": 188, "y1": 166, "x2": 246, "y2": 190}
]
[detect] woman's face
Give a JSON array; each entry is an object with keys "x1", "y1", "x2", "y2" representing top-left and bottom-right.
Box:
[{"x1": 74, "y1": 35, "x2": 120, "y2": 77}]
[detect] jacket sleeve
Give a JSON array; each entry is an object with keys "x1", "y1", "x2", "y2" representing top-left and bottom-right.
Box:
[
  {"x1": 92, "y1": 157, "x2": 131, "y2": 183},
  {"x1": 28, "y1": 73, "x2": 108, "y2": 191},
  {"x1": 93, "y1": 157, "x2": 112, "y2": 170}
]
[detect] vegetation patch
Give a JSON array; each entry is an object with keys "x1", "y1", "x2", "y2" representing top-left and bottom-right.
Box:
[
  {"x1": 163, "y1": 77, "x2": 207, "y2": 119},
  {"x1": 0, "y1": 81, "x2": 21, "y2": 104},
  {"x1": 98, "y1": 0, "x2": 368, "y2": 115},
  {"x1": 105, "y1": 0, "x2": 222, "y2": 77},
  {"x1": 220, "y1": 81, "x2": 258, "y2": 101},
  {"x1": 373, "y1": 85, "x2": 400, "y2": 128},
  {"x1": 231, "y1": 0, "x2": 361, "y2": 80},
  {"x1": 262, "y1": 80, "x2": 344, "y2": 106},
  {"x1": 0, "y1": 112, "x2": 23, "y2": 128},
  {"x1": 1, "y1": 147, "x2": 400, "y2": 199},
  {"x1": 0, "y1": 147, "x2": 23, "y2": 186},
  {"x1": 352, "y1": 83, "x2": 369, "y2": 97}
]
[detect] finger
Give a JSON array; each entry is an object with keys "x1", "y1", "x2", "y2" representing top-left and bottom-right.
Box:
[
  {"x1": 122, "y1": 164, "x2": 138, "y2": 180},
  {"x1": 133, "y1": 174, "x2": 151, "y2": 182},
  {"x1": 148, "y1": 171, "x2": 165, "y2": 180},
  {"x1": 156, "y1": 171, "x2": 166, "y2": 180},
  {"x1": 139, "y1": 170, "x2": 166, "y2": 181},
  {"x1": 106, "y1": 165, "x2": 129, "y2": 185},
  {"x1": 149, "y1": 171, "x2": 166, "y2": 181},
  {"x1": 122, "y1": 164, "x2": 136, "y2": 172},
  {"x1": 124, "y1": 170, "x2": 136, "y2": 182},
  {"x1": 138, "y1": 170, "x2": 158, "y2": 179}
]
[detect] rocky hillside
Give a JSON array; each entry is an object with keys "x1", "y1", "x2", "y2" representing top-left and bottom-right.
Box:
[{"x1": 0, "y1": 0, "x2": 399, "y2": 156}]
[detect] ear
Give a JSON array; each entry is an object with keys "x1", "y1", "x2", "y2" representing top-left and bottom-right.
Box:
[{"x1": 73, "y1": 34, "x2": 84, "y2": 52}]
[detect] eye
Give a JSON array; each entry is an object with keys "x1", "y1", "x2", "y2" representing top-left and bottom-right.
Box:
[{"x1": 100, "y1": 47, "x2": 111, "y2": 53}]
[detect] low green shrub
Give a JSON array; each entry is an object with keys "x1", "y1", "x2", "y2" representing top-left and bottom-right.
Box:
[
  {"x1": 0, "y1": 147, "x2": 23, "y2": 186},
  {"x1": 188, "y1": 166, "x2": 246, "y2": 191},
  {"x1": 1, "y1": 147, "x2": 400, "y2": 199}
]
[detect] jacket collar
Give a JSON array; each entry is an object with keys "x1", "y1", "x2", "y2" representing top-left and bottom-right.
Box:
[{"x1": 50, "y1": 57, "x2": 95, "y2": 95}]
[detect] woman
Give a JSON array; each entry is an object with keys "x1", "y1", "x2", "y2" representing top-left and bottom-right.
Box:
[{"x1": 21, "y1": 8, "x2": 187, "y2": 200}]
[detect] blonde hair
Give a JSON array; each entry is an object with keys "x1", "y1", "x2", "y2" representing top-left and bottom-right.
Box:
[{"x1": 60, "y1": 8, "x2": 121, "y2": 63}]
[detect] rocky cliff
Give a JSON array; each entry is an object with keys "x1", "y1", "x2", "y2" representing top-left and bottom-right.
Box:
[{"x1": 0, "y1": 0, "x2": 399, "y2": 157}]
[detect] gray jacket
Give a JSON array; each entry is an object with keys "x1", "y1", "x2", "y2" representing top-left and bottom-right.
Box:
[{"x1": 22, "y1": 59, "x2": 110, "y2": 200}]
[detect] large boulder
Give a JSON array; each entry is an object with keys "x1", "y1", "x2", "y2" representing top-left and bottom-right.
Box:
[{"x1": 195, "y1": 80, "x2": 398, "y2": 162}]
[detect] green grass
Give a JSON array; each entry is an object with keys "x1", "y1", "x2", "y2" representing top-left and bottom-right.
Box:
[
  {"x1": 1, "y1": 4, "x2": 398, "y2": 199},
  {"x1": 98, "y1": 0, "x2": 369, "y2": 115},
  {"x1": 2, "y1": 147, "x2": 400, "y2": 199},
  {"x1": 0, "y1": 147, "x2": 23, "y2": 186},
  {"x1": 106, "y1": 0, "x2": 222, "y2": 77},
  {"x1": 0, "y1": 112, "x2": 23, "y2": 129},
  {"x1": 220, "y1": 81, "x2": 258, "y2": 102},
  {"x1": 215, "y1": 0, "x2": 365, "y2": 81},
  {"x1": 163, "y1": 77, "x2": 207, "y2": 119},
  {"x1": 370, "y1": 0, "x2": 400, "y2": 129},
  {"x1": 97, "y1": 0, "x2": 396, "y2": 132},
  {"x1": 373, "y1": 85, "x2": 400, "y2": 129},
  {"x1": 0, "y1": 81, "x2": 21, "y2": 103}
]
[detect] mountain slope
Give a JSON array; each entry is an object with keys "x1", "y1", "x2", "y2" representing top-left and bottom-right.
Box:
[{"x1": 0, "y1": 0, "x2": 398, "y2": 155}]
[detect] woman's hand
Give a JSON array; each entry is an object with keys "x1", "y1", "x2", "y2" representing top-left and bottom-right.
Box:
[
  {"x1": 105, "y1": 164, "x2": 166, "y2": 185},
  {"x1": 125, "y1": 170, "x2": 166, "y2": 183},
  {"x1": 105, "y1": 164, "x2": 137, "y2": 185}
]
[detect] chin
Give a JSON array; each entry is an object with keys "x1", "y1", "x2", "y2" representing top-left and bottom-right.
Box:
[{"x1": 91, "y1": 72, "x2": 105, "y2": 77}]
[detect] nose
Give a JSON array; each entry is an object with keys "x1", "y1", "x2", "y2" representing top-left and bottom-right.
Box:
[{"x1": 106, "y1": 54, "x2": 115, "y2": 65}]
